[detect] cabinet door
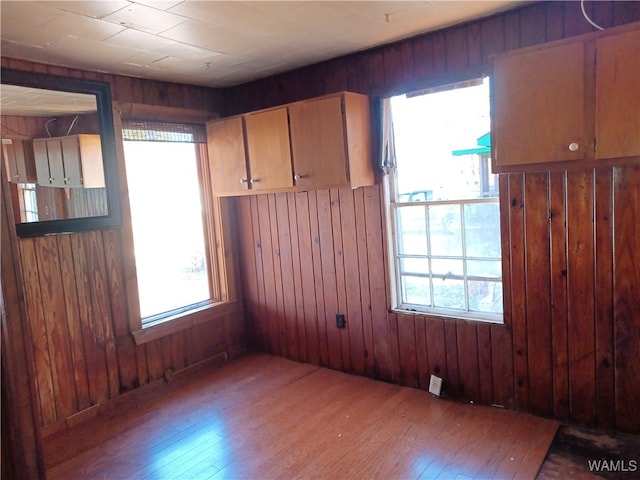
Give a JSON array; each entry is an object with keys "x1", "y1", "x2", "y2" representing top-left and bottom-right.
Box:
[
  {"x1": 493, "y1": 42, "x2": 586, "y2": 169},
  {"x1": 33, "y1": 139, "x2": 52, "y2": 186},
  {"x1": 14, "y1": 140, "x2": 36, "y2": 183},
  {"x1": 206, "y1": 117, "x2": 249, "y2": 195},
  {"x1": 2, "y1": 139, "x2": 36, "y2": 183},
  {"x1": 3, "y1": 140, "x2": 21, "y2": 183},
  {"x1": 46, "y1": 140, "x2": 66, "y2": 187},
  {"x1": 244, "y1": 108, "x2": 293, "y2": 191},
  {"x1": 61, "y1": 136, "x2": 83, "y2": 187},
  {"x1": 595, "y1": 29, "x2": 640, "y2": 160},
  {"x1": 289, "y1": 95, "x2": 349, "y2": 190}
]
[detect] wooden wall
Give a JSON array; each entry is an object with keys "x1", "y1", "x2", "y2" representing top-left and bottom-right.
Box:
[
  {"x1": 1, "y1": 58, "x2": 245, "y2": 435},
  {"x1": 228, "y1": 1, "x2": 640, "y2": 433}
]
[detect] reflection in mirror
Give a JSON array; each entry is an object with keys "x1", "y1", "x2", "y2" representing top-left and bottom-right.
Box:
[{"x1": 1, "y1": 68, "x2": 121, "y2": 237}]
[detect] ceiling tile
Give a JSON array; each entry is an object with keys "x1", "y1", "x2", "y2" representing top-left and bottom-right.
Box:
[
  {"x1": 2, "y1": 1, "x2": 65, "y2": 27},
  {"x1": 0, "y1": 20, "x2": 65, "y2": 49},
  {"x1": 47, "y1": 1, "x2": 130, "y2": 19},
  {"x1": 42, "y1": 36, "x2": 140, "y2": 69},
  {"x1": 101, "y1": 3, "x2": 186, "y2": 34},
  {"x1": 131, "y1": 0, "x2": 184, "y2": 11},
  {"x1": 43, "y1": 11, "x2": 127, "y2": 42},
  {"x1": 159, "y1": 19, "x2": 220, "y2": 48},
  {"x1": 155, "y1": 42, "x2": 225, "y2": 62},
  {"x1": 104, "y1": 27, "x2": 177, "y2": 50},
  {"x1": 167, "y1": 0, "x2": 255, "y2": 24}
]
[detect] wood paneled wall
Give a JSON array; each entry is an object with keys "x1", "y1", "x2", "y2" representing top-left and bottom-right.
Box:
[
  {"x1": 1, "y1": 58, "x2": 244, "y2": 434},
  {"x1": 229, "y1": 1, "x2": 640, "y2": 433}
]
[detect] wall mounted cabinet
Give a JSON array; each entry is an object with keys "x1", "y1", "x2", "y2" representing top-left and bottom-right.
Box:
[
  {"x1": 33, "y1": 134, "x2": 104, "y2": 188},
  {"x1": 244, "y1": 107, "x2": 294, "y2": 192},
  {"x1": 206, "y1": 91, "x2": 374, "y2": 196},
  {"x1": 289, "y1": 92, "x2": 374, "y2": 191},
  {"x1": 2, "y1": 138, "x2": 36, "y2": 183},
  {"x1": 492, "y1": 22, "x2": 639, "y2": 172},
  {"x1": 207, "y1": 108, "x2": 294, "y2": 196}
]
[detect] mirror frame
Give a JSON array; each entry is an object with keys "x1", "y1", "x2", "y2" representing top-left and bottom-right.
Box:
[{"x1": 1, "y1": 67, "x2": 121, "y2": 238}]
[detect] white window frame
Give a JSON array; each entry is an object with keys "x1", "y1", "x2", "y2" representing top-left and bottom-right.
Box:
[{"x1": 381, "y1": 83, "x2": 503, "y2": 324}]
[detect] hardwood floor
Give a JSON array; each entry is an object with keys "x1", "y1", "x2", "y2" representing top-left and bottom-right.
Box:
[{"x1": 45, "y1": 353, "x2": 559, "y2": 479}]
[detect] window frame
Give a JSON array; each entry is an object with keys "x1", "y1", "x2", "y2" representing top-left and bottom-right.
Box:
[
  {"x1": 113, "y1": 104, "x2": 239, "y2": 344},
  {"x1": 382, "y1": 79, "x2": 504, "y2": 324}
]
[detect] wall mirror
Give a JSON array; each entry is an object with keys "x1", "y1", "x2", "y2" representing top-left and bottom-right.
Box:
[{"x1": 1, "y1": 68, "x2": 121, "y2": 237}]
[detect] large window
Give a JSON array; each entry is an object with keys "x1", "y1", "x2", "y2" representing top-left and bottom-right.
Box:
[
  {"x1": 385, "y1": 78, "x2": 503, "y2": 323},
  {"x1": 122, "y1": 121, "x2": 219, "y2": 327}
]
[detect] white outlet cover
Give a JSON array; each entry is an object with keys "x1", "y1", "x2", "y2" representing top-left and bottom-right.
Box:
[{"x1": 429, "y1": 374, "x2": 443, "y2": 397}]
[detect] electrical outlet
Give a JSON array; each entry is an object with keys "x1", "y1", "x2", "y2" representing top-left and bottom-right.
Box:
[
  {"x1": 428, "y1": 374, "x2": 443, "y2": 397},
  {"x1": 336, "y1": 314, "x2": 346, "y2": 329}
]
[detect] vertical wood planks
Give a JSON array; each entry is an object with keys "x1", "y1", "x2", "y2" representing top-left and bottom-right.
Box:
[
  {"x1": 613, "y1": 166, "x2": 640, "y2": 432},
  {"x1": 549, "y1": 172, "x2": 570, "y2": 421},
  {"x1": 524, "y1": 173, "x2": 553, "y2": 417},
  {"x1": 593, "y1": 168, "x2": 614, "y2": 429},
  {"x1": 295, "y1": 192, "x2": 320, "y2": 365},
  {"x1": 566, "y1": 170, "x2": 597, "y2": 426},
  {"x1": 339, "y1": 189, "x2": 366, "y2": 375},
  {"x1": 508, "y1": 174, "x2": 528, "y2": 412}
]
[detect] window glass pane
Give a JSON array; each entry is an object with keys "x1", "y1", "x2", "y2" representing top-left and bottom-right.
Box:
[
  {"x1": 397, "y1": 206, "x2": 427, "y2": 255},
  {"x1": 466, "y1": 259, "x2": 502, "y2": 277},
  {"x1": 429, "y1": 204, "x2": 462, "y2": 256},
  {"x1": 392, "y1": 78, "x2": 493, "y2": 201},
  {"x1": 124, "y1": 140, "x2": 210, "y2": 319},
  {"x1": 431, "y1": 258, "x2": 464, "y2": 277},
  {"x1": 469, "y1": 281, "x2": 503, "y2": 314},
  {"x1": 401, "y1": 275, "x2": 431, "y2": 306},
  {"x1": 464, "y1": 203, "x2": 501, "y2": 257},
  {"x1": 432, "y1": 278, "x2": 465, "y2": 310},
  {"x1": 399, "y1": 258, "x2": 429, "y2": 275}
]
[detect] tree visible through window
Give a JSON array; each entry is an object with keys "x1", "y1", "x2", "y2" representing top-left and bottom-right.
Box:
[{"x1": 386, "y1": 77, "x2": 503, "y2": 323}]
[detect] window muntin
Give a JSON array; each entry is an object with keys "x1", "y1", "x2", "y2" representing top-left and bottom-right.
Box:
[
  {"x1": 122, "y1": 122, "x2": 215, "y2": 326},
  {"x1": 387, "y1": 77, "x2": 503, "y2": 323}
]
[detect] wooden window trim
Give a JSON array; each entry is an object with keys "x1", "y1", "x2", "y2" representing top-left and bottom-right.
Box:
[
  {"x1": 131, "y1": 299, "x2": 238, "y2": 345},
  {"x1": 113, "y1": 103, "x2": 240, "y2": 344}
]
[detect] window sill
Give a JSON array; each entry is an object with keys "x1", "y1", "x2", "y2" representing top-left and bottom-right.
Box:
[
  {"x1": 132, "y1": 300, "x2": 239, "y2": 345},
  {"x1": 390, "y1": 307, "x2": 504, "y2": 325}
]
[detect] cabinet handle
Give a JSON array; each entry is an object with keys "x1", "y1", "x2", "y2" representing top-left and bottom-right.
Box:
[
  {"x1": 49, "y1": 177, "x2": 54, "y2": 182},
  {"x1": 568, "y1": 142, "x2": 579, "y2": 152},
  {"x1": 250, "y1": 178, "x2": 260, "y2": 184},
  {"x1": 294, "y1": 174, "x2": 307, "y2": 181},
  {"x1": 240, "y1": 178, "x2": 249, "y2": 184}
]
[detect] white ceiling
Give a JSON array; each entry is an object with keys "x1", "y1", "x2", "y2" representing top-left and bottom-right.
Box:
[{"x1": 1, "y1": 1, "x2": 527, "y2": 89}]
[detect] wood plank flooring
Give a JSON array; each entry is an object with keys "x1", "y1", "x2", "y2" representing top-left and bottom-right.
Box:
[{"x1": 45, "y1": 354, "x2": 559, "y2": 479}]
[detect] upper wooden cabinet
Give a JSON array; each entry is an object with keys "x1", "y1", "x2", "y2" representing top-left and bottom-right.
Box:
[
  {"x1": 207, "y1": 108, "x2": 293, "y2": 196},
  {"x1": 244, "y1": 107, "x2": 293, "y2": 192},
  {"x1": 492, "y1": 22, "x2": 640, "y2": 171},
  {"x1": 33, "y1": 134, "x2": 104, "y2": 188},
  {"x1": 2, "y1": 138, "x2": 36, "y2": 183},
  {"x1": 289, "y1": 92, "x2": 374, "y2": 191},
  {"x1": 206, "y1": 91, "x2": 374, "y2": 196},
  {"x1": 206, "y1": 116, "x2": 249, "y2": 195},
  {"x1": 595, "y1": 28, "x2": 640, "y2": 160}
]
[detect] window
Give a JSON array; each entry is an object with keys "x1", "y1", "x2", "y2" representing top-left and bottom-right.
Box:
[
  {"x1": 384, "y1": 78, "x2": 503, "y2": 323},
  {"x1": 17, "y1": 183, "x2": 38, "y2": 222},
  {"x1": 122, "y1": 121, "x2": 223, "y2": 328}
]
